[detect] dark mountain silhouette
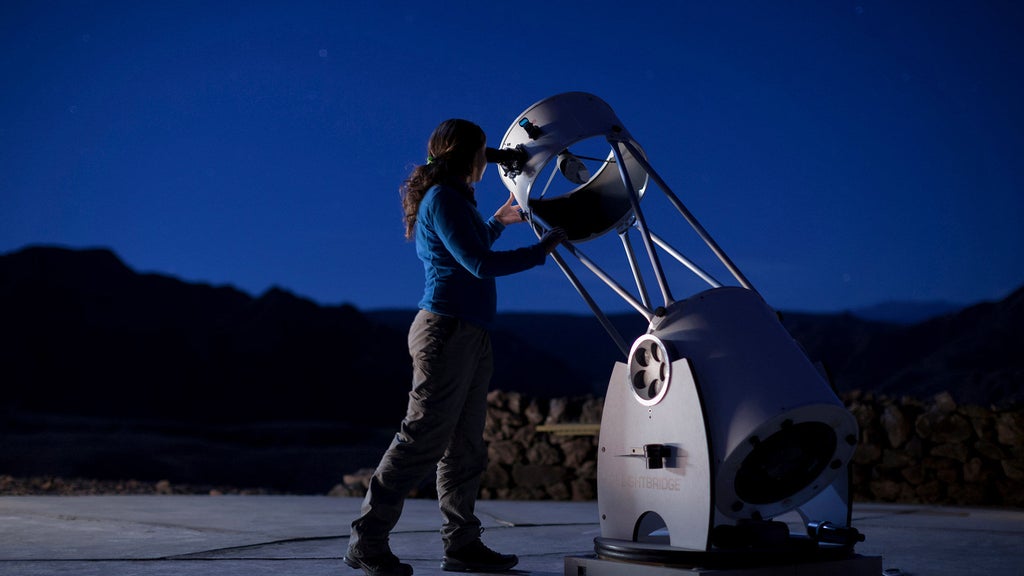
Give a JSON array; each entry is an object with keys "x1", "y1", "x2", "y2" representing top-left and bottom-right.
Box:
[
  {"x1": 834, "y1": 289, "x2": 1023, "y2": 406},
  {"x1": 781, "y1": 289, "x2": 1024, "y2": 407},
  {"x1": 849, "y1": 300, "x2": 965, "y2": 325},
  {"x1": 0, "y1": 246, "x2": 410, "y2": 426},
  {"x1": 3, "y1": 245, "x2": 1021, "y2": 425}
]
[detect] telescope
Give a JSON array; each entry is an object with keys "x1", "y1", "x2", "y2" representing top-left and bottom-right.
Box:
[{"x1": 493, "y1": 93, "x2": 880, "y2": 575}]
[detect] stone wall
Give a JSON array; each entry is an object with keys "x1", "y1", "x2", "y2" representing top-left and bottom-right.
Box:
[
  {"x1": 846, "y1": 390, "x2": 1024, "y2": 506},
  {"x1": 334, "y1": 390, "x2": 1024, "y2": 507},
  {"x1": 331, "y1": 390, "x2": 603, "y2": 501},
  {"x1": 479, "y1": 390, "x2": 602, "y2": 501}
]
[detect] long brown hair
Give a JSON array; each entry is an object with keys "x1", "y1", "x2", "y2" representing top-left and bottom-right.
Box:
[{"x1": 401, "y1": 119, "x2": 486, "y2": 239}]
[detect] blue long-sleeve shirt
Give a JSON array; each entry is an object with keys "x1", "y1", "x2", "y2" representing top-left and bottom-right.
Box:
[{"x1": 416, "y1": 183, "x2": 547, "y2": 326}]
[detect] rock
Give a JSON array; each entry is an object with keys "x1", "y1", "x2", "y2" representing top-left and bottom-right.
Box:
[
  {"x1": 899, "y1": 483, "x2": 919, "y2": 503},
  {"x1": 962, "y1": 457, "x2": 986, "y2": 484},
  {"x1": 900, "y1": 465, "x2": 925, "y2": 485},
  {"x1": 546, "y1": 398, "x2": 567, "y2": 424},
  {"x1": 1002, "y1": 459, "x2": 1024, "y2": 481},
  {"x1": 931, "y1": 442, "x2": 970, "y2": 463},
  {"x1": 936, "y1": 467, "x2": 959, "y2": 484},
  {"x1": 881, "y1": 404, "x2": 910, "y2": 448},
  {"x1": 936, "y1": 414, "x2": 975, "y2": 444},
  {"x1": 899, "y1": 395, "x2": 925, "y2": 410},
  {"x1": 481, "y1": 462, "x2": 510, "y2": 489},
  {"x1": 879, "y1": 449, "x2": 914, "y2": 469},
  {"x1": 974, "y1": 440, "x2": 1006, "y2": 461},
  {"x1": 869, "y1": 479, "x2": 901, "y2": 501},
  {"x1": 500, "y1": 413, "x2": 527, "y2": 437},
  {"x1": 996, "y1": 412, "x2": 1024, "y2": 446},
  {"x1": 328, "y1": 483, "x2": 362, "y2": 497},
  {"x1": 922, "y1": 455, "x2": 958, "y2": 472},
  {"x1": 525, "y1": 441, "x2": 561, "y2": 466},
  {"x1": 933, "y1": 391, "x2": 957, "y2": 414},
  {"x1": 849, "y1": 402, "x2": 877, "y2": 431},
  {"x1": 853, "y1": 440, "x2": 881, "y2": 465},
  {"x1": 947, "y1": 483, "x2": 987, "y2": 505},
  {"x1": 506, "y1": 392, "x2": 524, "y2": 415},
  {"x1": 487, "y1": 389, "x2": 507, "y2": 409},
  {"x1": 488, "y1": 441, "x2": 522, "y2": 466},
  {"x1": 546, "y1": 481, "x2": 571, "y2": 501},
  {"x1": 342, "y1": 468, "x2": 375, "y2": 489},
  {"x1": 998, "y1": 480, "x2": 1024, "y2": 506},
  {"x1": 961, "y1": 404, "x2": 995, "y2": 439},
  {"x1": 915, "y1": 480, "x2": 943, "y2": 503},
  {"x1": 571, "y1": 478, "x2": 596, "y2": 501},
  {"x1": 562, "y1": 438, "x2": 596, "y2": 469},
  {"x1": 576, "y1": 460, "x2": 598, "y2": 480},
  {"x1": 904, "y1": 436, "x2": 924, "y2": 459},
  {"x1": 525, "y1": 399, "x2": 546, "y2": 425},
  {"x1": 917, "y1": 412, "x2": 973, "y2": 444},
  {"x1": 483, "y1": 413, "x2": 506, "y2": 442},
  {"x1": 580, "y1": 396, "x2": 603, "y2": 423},
  {"x1": 512, "y1": 425, "x2": 536, "y2": 444}
]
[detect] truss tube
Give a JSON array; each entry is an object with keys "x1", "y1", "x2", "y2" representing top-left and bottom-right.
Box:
[
  {"x1": 611, "y1": 140, "x2": 674, "y2": 306},
  {"x1": 558, "y1": 239, "x2": 654, "y2": 321},
  {"x1": 620, "y1": 140, "x2": 758, "y2": 293},
  {"x1": 548, "y1": 249, "x2": 632, "y2": 358},
  {"x1": 619, "y1": 229, "x2": 652, "y2": 309},
  {"x1": 648, "y1": 230, "x2": 723, "y2": 289},
  {"x1": 529, "y1": 215, "x2": 653, "y2": 321}
]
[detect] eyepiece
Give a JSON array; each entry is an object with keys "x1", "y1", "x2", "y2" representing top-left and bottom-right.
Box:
[{"x1": 485, "y1": 147, "x2": 528, "y2": 164}]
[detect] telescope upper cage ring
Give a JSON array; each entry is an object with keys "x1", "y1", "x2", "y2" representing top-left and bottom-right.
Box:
[
  {"x1": 496, "y1": 92, "x2": 650, "y2": 243},
  {"x1": 628, "y1": 335, "x2": 672, "y2": 407}
]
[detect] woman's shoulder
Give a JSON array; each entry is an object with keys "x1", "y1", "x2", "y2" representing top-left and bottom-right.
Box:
[
  {"x1": 423, "y1": 182, "x2": 470, "y2": 207},
  {"x1": 420, "y1": 184, "x2": 446, "y2": 208},
  {"x1": 429, "y1": 180, "x2": 467, "y2": 194},
  {"x1": 419, "y1": 184, "x2": 454, "y2": 217},
  {"x1": 423, "y1": 182, "x2": 446, "y2": 196}
]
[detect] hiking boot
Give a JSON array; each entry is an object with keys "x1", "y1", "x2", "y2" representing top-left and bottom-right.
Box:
[
  {"x1": 441, "y1": 539, "x2": 518, "y2": 572},
  {"x1": 344, "y1": 550, "x2": 413, "y2": 576}
]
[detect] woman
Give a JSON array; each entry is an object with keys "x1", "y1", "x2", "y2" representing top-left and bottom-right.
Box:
[{"x1": 345, "y1": 119, "x2": 566, "y2": 576}]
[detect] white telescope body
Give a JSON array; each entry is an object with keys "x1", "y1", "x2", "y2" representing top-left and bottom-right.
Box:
[
  {"x1": 648, "y1": 288, "x2": 857, "y2": 522},
  {"x1": 494, "y1": 93, "x2": 862, "y2": 556}
]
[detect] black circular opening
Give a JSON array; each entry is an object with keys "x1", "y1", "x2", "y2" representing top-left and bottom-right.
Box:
[
  {"x1": 632, "y1": 371, "x2": 647, "y2": 391},
  {"x1": 636, "y1": 347, "x2": 650, "y2": 367},
  {"x1": 734, "y1": 421, "x2": 837, "y2": 505}
]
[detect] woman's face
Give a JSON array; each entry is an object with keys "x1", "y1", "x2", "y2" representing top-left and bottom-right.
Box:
[{"x1": 468, "y1": 140, "x2": 487, "y2": 184}]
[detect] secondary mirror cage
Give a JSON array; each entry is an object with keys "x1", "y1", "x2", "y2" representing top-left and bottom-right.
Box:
[{"x1": 495, "y1": 93, "x2": 759, "y2": 356}]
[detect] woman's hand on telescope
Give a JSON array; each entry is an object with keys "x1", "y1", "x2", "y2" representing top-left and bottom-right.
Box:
[
  {"x1": 492, "y1": 192, "x2": 566, "y2": 252},
  {"x1": 540, "y1": 227, "x2": 568, "y2": 254},
  {"x1": 493, "y1": 193, "x2": 526, "y2": 226}
]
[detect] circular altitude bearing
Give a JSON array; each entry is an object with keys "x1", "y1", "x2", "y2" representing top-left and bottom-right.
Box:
[{"x1": 627, "y1": 335, "x2": 672, "y2": 406}]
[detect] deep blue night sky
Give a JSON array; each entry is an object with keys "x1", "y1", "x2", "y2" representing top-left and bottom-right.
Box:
[{"x1": 2, "y1": 1, "x2": 1022, "y2": 315}]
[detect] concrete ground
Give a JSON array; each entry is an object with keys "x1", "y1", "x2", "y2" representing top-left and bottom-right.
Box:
[{"x1": 0, "y1": 496, "x2": 1021, "y2": 576}]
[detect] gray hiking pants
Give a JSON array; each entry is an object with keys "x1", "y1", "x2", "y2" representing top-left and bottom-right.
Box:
[{"x1": 348, "y1": 310, "x2": 492, "y2": 556}]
